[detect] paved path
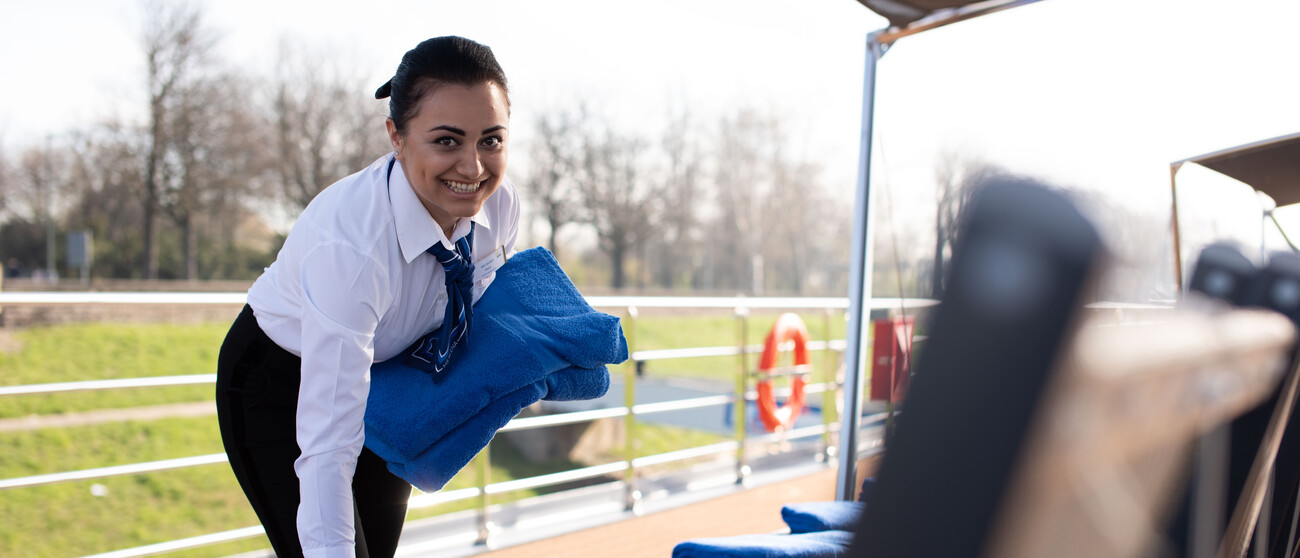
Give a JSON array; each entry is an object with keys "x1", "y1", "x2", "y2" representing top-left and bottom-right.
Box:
[{"x1": 0, "y1": 401, "x2": 215, "y2": 432}]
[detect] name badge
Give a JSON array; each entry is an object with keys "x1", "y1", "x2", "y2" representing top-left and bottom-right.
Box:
[{"x1": 473, "y1": 246, "x2": 507, "y2": 282}]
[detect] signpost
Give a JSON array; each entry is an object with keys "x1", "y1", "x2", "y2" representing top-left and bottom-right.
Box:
[{"x1": 66, "y1": 230, "x2": 92, "y2": 284}]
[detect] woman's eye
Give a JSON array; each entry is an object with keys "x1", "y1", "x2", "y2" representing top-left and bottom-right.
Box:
[
  {"x1": 481, "y1": 136, "x2": 504, "y2": 149},
  {"x1": 433, "y1": 136, "x2": 459, "y2": 147}
]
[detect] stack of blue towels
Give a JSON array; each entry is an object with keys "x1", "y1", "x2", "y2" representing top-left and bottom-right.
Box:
[
  {"x1": 672, "y1": 479, "x2": 873, "y2": 558},
  {"x1": 363, "y1": 247, "x2": 628, "y2": 492}
]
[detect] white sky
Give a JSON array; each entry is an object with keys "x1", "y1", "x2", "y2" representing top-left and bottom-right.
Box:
[
  {"x1": 2, "y1": 0, "x2": 1299, "y2": 279},
  {"x1": 0, "y1": 0, "x2": 879, "y2": 178}
]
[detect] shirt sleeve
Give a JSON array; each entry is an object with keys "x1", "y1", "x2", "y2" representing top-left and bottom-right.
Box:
[{"x1": 293, "y1": 242, "x2": 393, "y2": 558}]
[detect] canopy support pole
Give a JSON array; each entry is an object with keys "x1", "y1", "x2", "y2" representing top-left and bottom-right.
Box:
[
  {"x1": 1171, "y1": 162, "x2": 1184, "y2": 293},
  {"x1": 836, "y1": 30, "x2": 886, "y2": 502},
  {"x1": 834, "y1": 0, "x2": 1047, "y2": 502}
]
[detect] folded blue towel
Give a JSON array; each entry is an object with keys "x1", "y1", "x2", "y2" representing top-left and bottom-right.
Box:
[
  {"x1": 365, "y1": 315, "x2": 569, "y2": 462},
  {"x1": 672, "y1": 530, "x2": 855, "y2": 558},
  {"x1": 473, "y1": 247, "x2": 628, "y2": 370},
  {"x1": 782, "y1": 501, "x2": 865, "y2": 534},
  {"x1": 540, "y1": 365, "x2": 612, "y2": 403},
  {"x1": 384, "y1": 366, "x2": 610, "y2": 490},
  {"x1": 364, "y1": 247, "x2": 626, "y2": 491}
]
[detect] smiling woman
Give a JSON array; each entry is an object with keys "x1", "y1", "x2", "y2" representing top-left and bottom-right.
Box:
[
  {"x1": 216, "y1": 36, "x2": 522, "y2": 558},
  {"x1": 378, "y1": 37, "x2": 512, "y2": 239},
  {"x1": 385, "y1": 81, "x2": 510, "y2": 238}
]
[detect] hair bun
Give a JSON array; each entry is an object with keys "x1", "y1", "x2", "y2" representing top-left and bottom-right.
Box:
[{"x1": 383, "y1": 36, "x2": 509, "y2": 134}]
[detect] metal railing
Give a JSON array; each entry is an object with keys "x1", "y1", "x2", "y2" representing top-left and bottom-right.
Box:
[{"x1": 0, "y1": 292, "x2": 915, "y2": 558}]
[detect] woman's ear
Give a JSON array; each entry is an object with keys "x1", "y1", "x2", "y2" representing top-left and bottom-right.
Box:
[{"x1": 385, "y1": 118, "x2": 403, "y2": 159}]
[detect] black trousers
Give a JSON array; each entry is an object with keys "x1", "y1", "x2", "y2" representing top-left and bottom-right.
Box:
[{"x1": 216, "y1": 305, "x2": 411, "y2": 558}]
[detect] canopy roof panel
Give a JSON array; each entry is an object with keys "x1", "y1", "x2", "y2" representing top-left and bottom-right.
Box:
[
  {"x1": 1179, "y1": 132, "x2": 1300, "y2": 207},
  {"x1": 857, "y1": 0, "x2": 983, "y2": 27}
]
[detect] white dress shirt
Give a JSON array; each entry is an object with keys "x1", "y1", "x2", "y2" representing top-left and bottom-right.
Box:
[{"x1": 246, "y1": 152, "x2": 519, "y2": 558}]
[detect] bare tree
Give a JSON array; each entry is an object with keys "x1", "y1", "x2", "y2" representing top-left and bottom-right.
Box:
[
  {"x1": 576, "y1": 124, "x2": 660, "y2": 289},
  {"x1": 763, "y1": 158, "x2": 821, "y2": 294},
  {"x1": 57, "y1": 116, "x2": 272, "y2": 280},
  {"x1": 646, "y1": 106, "x2": 703, "y2": 290},
  {"x1": 162, "y1": 71, "x2": 268, "y2": 279},
  {"x1": 0, "y1": 144, "x2": 10, "y2": 217},
  {"x1": 704, "y1": 108, "x2": 852, "y2": 295},
  {"x1": 513, "y1": 103, "x2": 847, "y2": 295},
  {"x1": 930, "y1": 149, "x2": 1008, "y2": 298},
  {"x1": 270, "y1": 38, "x2": 389, "y2": 210},
  {"x1": 15, "y1": 146, "x2": 65, "y2": 225},
  {"x1": 711, "y1": 109, "x2": 783, "y2": 293},
  {"x1": 139, "y1": 0, "x2": 217, "y2": 279},
  {"x1": 15, "y1": 142, "x2": 72, "y2": 277},
  {"x1": 63, "y1": 125, "x2": 149, "y2": 278},
  {"x1": 522, "y1": 108, "x2": 587, "y2": 260}
]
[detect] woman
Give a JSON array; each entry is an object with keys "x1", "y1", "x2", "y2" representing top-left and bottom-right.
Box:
[{"x1": 216, "y1": 36, "x2": 519, "y2": 558}]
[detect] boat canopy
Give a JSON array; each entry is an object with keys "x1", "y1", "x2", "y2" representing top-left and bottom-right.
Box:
[
  {"x1": 858, "y1": 0, "x2": 999, "y2": 27},
  {"x1": 1169, "y1": 131, "x2": 1300, "y2": 288},
  {"x1": 1176, "y1": 132, "x2": 1300, "y2": 207}
]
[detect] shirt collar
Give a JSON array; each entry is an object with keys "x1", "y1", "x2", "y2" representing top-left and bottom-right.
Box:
[{"x1": 388, "y1": 155, "x2": 495, "y2": 264}]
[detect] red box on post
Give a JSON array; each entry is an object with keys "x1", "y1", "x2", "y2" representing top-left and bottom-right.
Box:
[{"x1": 870, "y1": 317, "x2": 915, "y2": 403}]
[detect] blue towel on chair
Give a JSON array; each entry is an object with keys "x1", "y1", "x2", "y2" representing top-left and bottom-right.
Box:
[
  {"x1": 782, "y1": 502, "x2": 865, "y2": 534},
  {"x1": 672, "y1": 530, "x2": 855, "y2": 558},
  {"x1": 364, "y1": 247, "x2": 626, "y2": 492}
]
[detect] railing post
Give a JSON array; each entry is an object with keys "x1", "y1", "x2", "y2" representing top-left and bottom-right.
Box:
[
  {"x1": 474, "y1": 445, "x2": 493, "y2": 545},
  {"x1": 821, "y1": 307, "x2": 839, "y2": 462},
  {"x1": 623, "y1": 306, "x2": 641, "y2": 512},
  {"x1": 734, "y1": 303, "x2": 750, "y2": 485}
]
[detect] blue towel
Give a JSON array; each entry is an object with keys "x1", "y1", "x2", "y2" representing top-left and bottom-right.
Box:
[
  {"x1": 781, "y1": 502, "x2": 865, "y2": 534},
  {"x1": 540, "y1": 365, "x2": 612, "y2": 402},
  {"x1": 364, "y1": 247, "x2": 626, "y2": 491},
  {"x1": 672, "y1": 530, "x2": 855, "y2": 558},
  {"x1": 383, "y1": 366, "x2": 609, "y2": 490},
  {"x1": 473, "y1": 247, "x2": 628, "y2": 370}
]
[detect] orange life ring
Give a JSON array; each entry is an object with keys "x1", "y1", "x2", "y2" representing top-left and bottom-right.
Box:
[{"x1": 756, "y1": 313, "x2": 810, "y2": 433}]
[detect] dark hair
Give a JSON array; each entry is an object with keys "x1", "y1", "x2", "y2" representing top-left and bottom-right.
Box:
[{"x1": 375, "y1": 36, "x2": 510, "y2": 135}]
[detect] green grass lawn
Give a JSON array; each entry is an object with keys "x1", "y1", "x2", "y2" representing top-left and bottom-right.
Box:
[
  {"x1": 0, "y1": 413, "x2": 724, "y2": 558},
  {"x1": 626, "y1": 311, "x2": 847, "y2": 352},
  {"x1": 0, "y1": 323, "x2": 228, "y2": 418},
  {"x1": 624, "y1": 311, "x2": 850, "y2": 382},
  {"x1": 0, "y1": 416, "x2": 263, "y2": 558}
]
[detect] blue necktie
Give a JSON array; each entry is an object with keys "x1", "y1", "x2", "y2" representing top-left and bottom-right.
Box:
[{"x1": 406, "y1": 223, "x2": 475, "y2": 376}]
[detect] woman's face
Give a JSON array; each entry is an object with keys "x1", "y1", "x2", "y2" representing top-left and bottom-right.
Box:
[{"x1": 387, "y1": 81, "x2": 510, "y2": 233}]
